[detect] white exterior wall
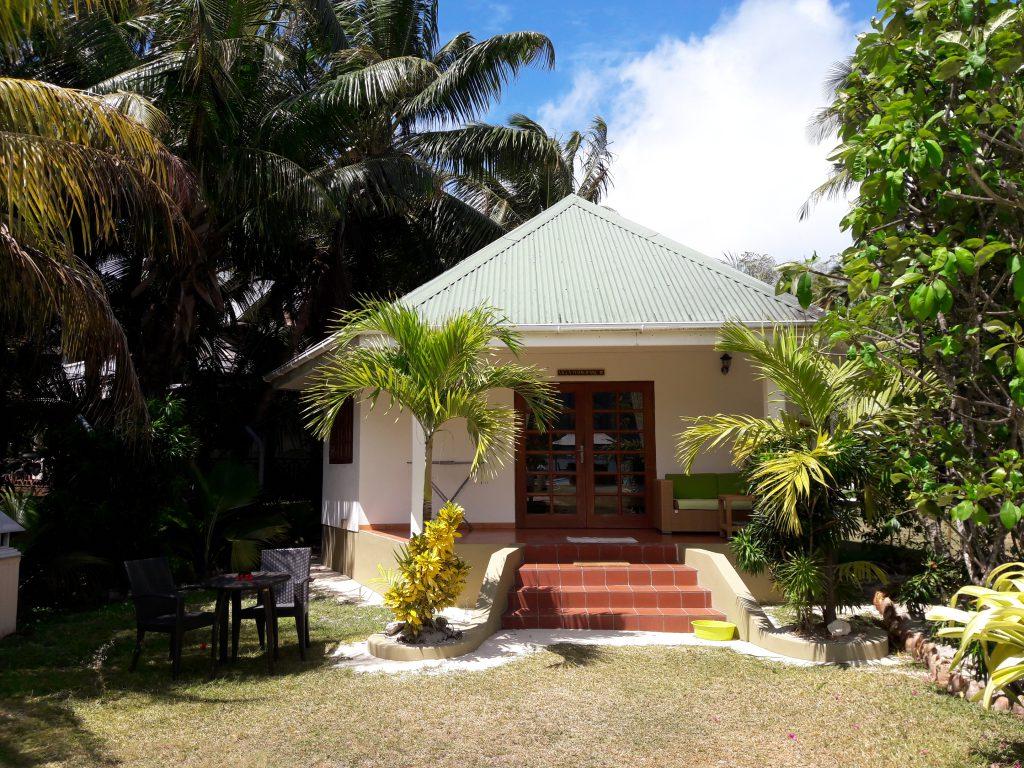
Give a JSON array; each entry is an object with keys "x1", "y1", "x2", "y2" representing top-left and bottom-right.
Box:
[
  {"x1": 321, "y1": 397, "x2": 413, "y2": 530},
  {"x1": 322, "y1": 345, "x2": 767, "y2": 527}
]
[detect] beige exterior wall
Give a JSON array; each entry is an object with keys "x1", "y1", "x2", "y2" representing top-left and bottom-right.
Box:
[
  {"x1": 322, "y1": 525, "x2": 512, "y2": 610},
  {"x1": 322, "y1": 344, "x2": 766, "y2": 528},
  {"x1": 0, "y1": 548, "x2": 21, "y2": 638}
]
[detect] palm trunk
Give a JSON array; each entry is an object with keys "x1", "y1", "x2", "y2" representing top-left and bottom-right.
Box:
[
  {"x1": 421, "y1": 433, "x2": 433, "y2": 524},
  {"x1": 823, "y1": 548, "x2": 837, "y2": 627}
]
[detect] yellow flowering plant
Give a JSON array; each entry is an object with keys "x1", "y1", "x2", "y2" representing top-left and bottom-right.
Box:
[{"x1": 379, "y1": 501, "x2": 470, "y2": 641}]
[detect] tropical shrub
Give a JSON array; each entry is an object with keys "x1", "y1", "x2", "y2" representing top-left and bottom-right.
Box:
[
  {"x1": 927, "y1": 562, "x2": 1024, "y2": 707},
  {"x1": 677, "y1": 323, "x2": 904, "y2": 630},
  {"x1": 164, "y1": 460, "x2": 289, "y2": 575},
  {"x1": 380, "y1": 501, "x2": 470, "y2": 641},
  {"x1": 896, "y1": 550, "x2": 965, "y2": 617}
]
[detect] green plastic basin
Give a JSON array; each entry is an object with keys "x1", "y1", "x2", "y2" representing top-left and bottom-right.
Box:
[{"x1": 692, "y1": 619, "x2": 737, "y2": 641}]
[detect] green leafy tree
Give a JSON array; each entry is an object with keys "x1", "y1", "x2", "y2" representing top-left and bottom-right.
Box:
[
  {"x1": 790, "y1": 0, "x2": 1024, "y2": 579},
  {"x1": 53, "y1": 0, "x2": 555, "y2": 339},
  {"x1": 304, "y1": 300, "x2": 558, "y2": 523},
  {"x1": 677, "y1": 323, "x2": 906, "y2": 628}
]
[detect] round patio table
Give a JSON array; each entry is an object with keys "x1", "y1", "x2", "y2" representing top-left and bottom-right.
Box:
[{"x1": 205, "y1": 571, "x2": 289, "y2": 675}]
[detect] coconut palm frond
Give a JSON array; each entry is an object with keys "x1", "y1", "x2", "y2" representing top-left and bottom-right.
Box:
[
  {"x1": 1, "y1": 77, "x2": 202, "y2": 432},
  {"x1": 401, "y1": 31, "x2": 554, "y2": 125},
  {"x1": 799, "y1": 166, "x2": 854, "y2": 221}
]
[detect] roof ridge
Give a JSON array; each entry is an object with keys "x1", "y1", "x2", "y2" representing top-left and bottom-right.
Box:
[
  {"x1": 405, "y1": 195, "x2": 584, "y2": 310},
  {"x1": 568, "y1": 196, "x2": 803, "y2": 310}
]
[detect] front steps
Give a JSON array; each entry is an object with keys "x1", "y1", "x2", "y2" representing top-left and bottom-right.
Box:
[{"x1": 502, "y1": 542, "x2": 725, "y2": 633}]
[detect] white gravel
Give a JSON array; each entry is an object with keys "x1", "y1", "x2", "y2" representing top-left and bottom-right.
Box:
[{"x1": 318, "y1": 571, "x2": 906, "y2": 677}]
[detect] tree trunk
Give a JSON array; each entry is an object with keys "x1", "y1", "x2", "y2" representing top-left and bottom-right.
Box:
[
  {"x1": 421, "y1": 433, "x2": 433, "y2": 524},
  {"x1": 822, "y1": 550, "x2": 838, "y2": 627}
]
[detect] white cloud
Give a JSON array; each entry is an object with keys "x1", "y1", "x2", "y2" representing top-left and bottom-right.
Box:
[
  {"x1": 538, "y1": 70, "x2": 602, "y2": 129},
  {"x1": 543, "y1": 0, "x2": 861, "y2": 262}
]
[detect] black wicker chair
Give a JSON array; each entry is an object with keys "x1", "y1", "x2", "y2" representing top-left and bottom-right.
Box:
[
  {"x1": 234, "y1": 547, "x2": 312, "y2": 661},
  {"x1": 124, "y1": 557, "x2": 215, "y2": 678}
]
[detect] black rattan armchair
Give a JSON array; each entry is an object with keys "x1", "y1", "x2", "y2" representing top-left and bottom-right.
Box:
[
  {"x1": 124, "y1": 557, "x2": 215, "y2": 678},
  {"x1": 235, "y1": 547, "x2": 312, "y2": 661}
]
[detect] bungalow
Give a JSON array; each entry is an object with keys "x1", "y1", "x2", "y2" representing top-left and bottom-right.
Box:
[
  {"x1": 269, "y1": 193, "x2": 811, "y2": 539},
  {"x1": 263, "y1": 194, "x2": 853, "y2": 653}
]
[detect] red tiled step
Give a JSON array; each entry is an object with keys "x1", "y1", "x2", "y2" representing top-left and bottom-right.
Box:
[
  {"x1": 516, "y1": 563, "x2": 699, "y2": 588},
  {"x1": 521, "y1": 543, "x2": 678, "y2": 564},
  {"x1": 502, "y1": 607, "x2": 726, "y2": 633},
  {"x1": 507, "y1": 585, "x2": 712, "y2": 612}
]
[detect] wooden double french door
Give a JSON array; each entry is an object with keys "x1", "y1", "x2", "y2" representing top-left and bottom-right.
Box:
[{"x1": 516, "y1": 381, "x2": 656, "y2": 529}]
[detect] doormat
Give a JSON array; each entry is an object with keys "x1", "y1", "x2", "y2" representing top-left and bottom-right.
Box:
[{"x1": 565, "y1": 537, "x2": 639, "y2": 544}]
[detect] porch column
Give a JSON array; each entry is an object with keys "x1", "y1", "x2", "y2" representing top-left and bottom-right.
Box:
[
  {"x1": 409, "y1": 420, "x2": 425, "y2": 536},
  {"x1": 763, "y1": 378, "x2": 785, "y2": 419}
]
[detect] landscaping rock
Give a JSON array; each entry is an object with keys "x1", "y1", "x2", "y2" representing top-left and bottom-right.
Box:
[
  {"x1": 873, "y1": 589, "x2": 1022, "y2": 719},
  {"x1": 384, "y1": 621, "x2": 405, "y2": 637},
  {"x1": 827, "y1": 619, "x2": 851, "y2": 638}
]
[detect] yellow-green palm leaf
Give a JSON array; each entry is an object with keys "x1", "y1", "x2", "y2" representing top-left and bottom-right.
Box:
[{"x1": 1, "y1": 77, "x2": 197, "y2": 429}]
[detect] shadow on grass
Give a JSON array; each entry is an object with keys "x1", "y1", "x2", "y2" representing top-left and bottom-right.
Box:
[
  {"x1": 0, "y1": 593, "x2": 393, "y2": 764},
  {"x1": 968, "y1": 736, "x2": 1024, "y2": 768},
  {"x1": 546, "y1": 643, "x2": 607, "y2": 668},
  {"x1": 0, "y1": 697, "x2": 121, "y2": 767}
]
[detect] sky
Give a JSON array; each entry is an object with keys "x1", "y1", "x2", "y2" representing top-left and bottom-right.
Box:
[{"x1": 440, "y1": 0, "x2": 880, "y2": 263}]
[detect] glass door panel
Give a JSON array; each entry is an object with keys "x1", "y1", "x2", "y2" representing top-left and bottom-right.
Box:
[
  {"x1": 586, "y1": 384, "x2": 653, "y2": 527},
  {"x1": 517, "y1": 382, "x2": 654, "y2": 528},
  {"x1": 519, "y1": 388, "x2": 586, "y2": 527}
]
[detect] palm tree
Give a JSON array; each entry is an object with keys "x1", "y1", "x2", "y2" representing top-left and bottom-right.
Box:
[
  {"x1": 414, "y1": 113, "x2": 613, "y2": 229},
  {"x1": 0, "y1": 76, "x2": 198, "y2": 429},
  {"x1": 60, "y1": 0, "x2": 555, "y2": 340},
  {"x1": 676, "y1": 323, "x2": 913, "y2": 627},
  {"x1": 303, "y1": 300, "x2": 558, "y2": 524}
]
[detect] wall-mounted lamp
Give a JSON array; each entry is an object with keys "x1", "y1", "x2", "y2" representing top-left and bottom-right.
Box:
[{"x1": 720, "y1": 353, "x2": 732, "y2": 375}]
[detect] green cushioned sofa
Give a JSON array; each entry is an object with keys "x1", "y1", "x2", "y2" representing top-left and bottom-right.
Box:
[{"x1": 654, "y1": 472, "x2": 751, "y2": 533}]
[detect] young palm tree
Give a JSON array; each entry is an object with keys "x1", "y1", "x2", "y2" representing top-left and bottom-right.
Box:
[
  {"x1": 303, "y1": 300, "x2": 558, "y2": 524},
  {"x1": 677, "y1": 322, "x2": 914, "y2": 627}
]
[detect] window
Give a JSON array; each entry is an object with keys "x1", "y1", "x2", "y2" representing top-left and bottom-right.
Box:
[{"x1": 328, "y1": 398, "x2": 354, "y2": 464}]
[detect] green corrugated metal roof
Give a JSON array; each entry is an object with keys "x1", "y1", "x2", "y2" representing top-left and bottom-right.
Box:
[
  {"x1": 266, "y1": 195, "x2": 814, "y2": 385},
  {"x1": 400, "y1": 194, "x2": 813, "y2": 327}
]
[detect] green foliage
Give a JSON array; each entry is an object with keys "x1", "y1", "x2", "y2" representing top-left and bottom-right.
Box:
[
  {"x1": 897, "y1": 551, "x2": 965, "y2": 617},
  {"x1": 191, "y1": 461, "x2": 287, "y2": 574},
  {"x1": 2, "y1": 0, "x2": 573, "y2": 618},
  {"x1": 17, "y1": 396, "x2": 197, "y2": 609},
  {"x1": 304, "y1": 300, "x2": 558, "y2": 521},
  {"x1": 790, "y1": 0, "x2": 1024, "y2": 579},
  {"x1": 927, "y1": 562, "x2": 1024, "y2": 707},
  {"x1": 680, "y1": 323, "x2": 901, "y2": 628},
  {"x1": 430, "y1": 113, "x2": 613, "y2": 229},
  {"x1": 0, "y1": 486, "x2": 34, "y2": 527},
  {"x1": 379, "y1": 501, "x2": 470, "y2": 641}
]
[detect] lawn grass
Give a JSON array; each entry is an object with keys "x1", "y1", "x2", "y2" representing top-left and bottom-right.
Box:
[{"x1": 1, "y1": 595, "x2": 1022, "y2": 768}]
